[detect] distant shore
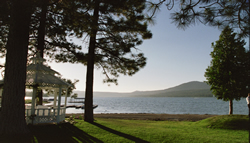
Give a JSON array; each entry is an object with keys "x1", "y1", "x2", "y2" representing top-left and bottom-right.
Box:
[{"x1": 65, "y1": 113, "x2": 217, "y2": 121}]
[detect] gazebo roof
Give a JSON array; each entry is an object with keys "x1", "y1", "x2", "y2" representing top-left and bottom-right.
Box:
[{"x1": 26, "y1": 53, "x2": 73, "y2": 88}]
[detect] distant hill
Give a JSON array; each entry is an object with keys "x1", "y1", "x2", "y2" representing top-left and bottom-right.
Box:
[
  {"x1": 128, "y1": 81, "x2": 212, "y2": 97},
  {"x1": 73, "y1": 81, "x2": 213, "y2": 97}
]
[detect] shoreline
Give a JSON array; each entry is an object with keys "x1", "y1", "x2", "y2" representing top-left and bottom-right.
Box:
[{"x1": 66, "y1": 113, "x2": 218, "y2": 121}]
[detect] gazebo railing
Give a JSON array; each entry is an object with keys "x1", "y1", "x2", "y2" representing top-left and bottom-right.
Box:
[{"x1": 25, "y1": 107, "x2": 66, "y2": 124}]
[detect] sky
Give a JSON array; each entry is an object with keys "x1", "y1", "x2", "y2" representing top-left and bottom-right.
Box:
[
  {"x1": 48, "y1": 8, "x2": 226, "y2": 93},
  {"x1": 2, "y1": 7, "x2": 248, "y2": 93}
]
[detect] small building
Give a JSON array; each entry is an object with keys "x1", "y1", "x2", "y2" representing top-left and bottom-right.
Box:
[{"x1": 1, "y1": 53, "x2": 73, "y2": 124}]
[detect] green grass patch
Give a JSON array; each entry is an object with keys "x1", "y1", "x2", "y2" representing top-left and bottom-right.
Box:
[
  {"x1": 0, "y1": 115, "x2": 248, "y2": 143},
  {"x1": 196, "y1": 114, "x2": 249, "y2": 130},
  {"x1": 25, "y1": 99, "x2": 50, "y2": 104}
]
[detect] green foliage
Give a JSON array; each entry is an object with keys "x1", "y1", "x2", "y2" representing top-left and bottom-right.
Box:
[
  {"x1": 70, "y1": 93, "x2": 78, "y2": 99},
  {"x1": 1, "y1": 0, "x2": 152, "y2": 85},
  {"x1": 168, "y1": 0, "x2": 249, "y2": 37},
  {"x1": 28, "y1": 0, "x2": 85, "y2": 62},
  {"x1": 147, "y1": 0, "x2": 249, "y2": 37},
  {"x1": 0, "y1": 0, "x2": 86, "y2": 65},
  {"x1": 44, "y1": 78, "x2": 79, "y2": 97},
  {"x1": 62, "y1": 78, "x2": 79, "y2": 97},
  {"x1": 1, "y1": 0, "x2": 153, "y2": 123},
  {"x1": 58, "y1": 0, "x2": 152, "y2": 85},
  {"x1": 0, "y1": 0, "x2": 9, "y2": 61},
  {"x1": 205, "y1": 26, "x2": 247, "y2": 102}
]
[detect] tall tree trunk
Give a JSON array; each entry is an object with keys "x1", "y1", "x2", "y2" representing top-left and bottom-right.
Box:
[
  {"x1": 84, "y1": 0, "x2": 100, "y2": 122},
  {"x1": 248, "y1": 1, "x2": 250, "y2": 141},
  {"x1": 37, "y1": 0, "x2": 48, "y2": 105},
  {"x1": 229, "y1": 99, "x2": 233, "y2": 115},
  {"x1": 0, "y1": 0, "x2": 32, "y2": 135}
]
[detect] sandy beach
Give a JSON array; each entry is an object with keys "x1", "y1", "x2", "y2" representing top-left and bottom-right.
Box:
[{"x1": 66, "y1": 113, "x2": 217, "y2": 121}]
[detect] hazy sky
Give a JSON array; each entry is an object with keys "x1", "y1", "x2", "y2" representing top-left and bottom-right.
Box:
[
  {"x1": 48, "y1": 8, "x2": 226, "y2": 93},
  {"x1": 3, "y1": 7, "x2": 247, "y2": 93},
  {"x1": 0, "y1": 6, "x2": 248, "y2": 95}
]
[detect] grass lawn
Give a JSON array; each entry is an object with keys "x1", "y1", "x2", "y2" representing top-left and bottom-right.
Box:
[
  {"x1": 25, "y1": 99, "x2": 50, "y2": 104},
  {"x1": 0, "y1": 115, "x2": 249, "y2": 143}
]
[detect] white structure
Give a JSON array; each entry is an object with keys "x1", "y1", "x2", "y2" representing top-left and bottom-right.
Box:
[{"x1": 25, "y1": 53, "x2": 73, "y2": 124}]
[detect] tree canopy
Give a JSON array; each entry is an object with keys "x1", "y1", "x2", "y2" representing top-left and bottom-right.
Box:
[
  {"x1": 0, "y1": 0, "x2": 85, "y2": 65},
  {"x1": 57, "y1": 0, "x2": 152, "y2": 84},
  {"x1": 0, "y1": 0, "x2": 153, "y2": 128},
  {"x1": 147, "y1": 0, "x2": 249, "y2": 37},
  {"x1": 59, "y1": 0, "x2": 152, "y2": 122}
]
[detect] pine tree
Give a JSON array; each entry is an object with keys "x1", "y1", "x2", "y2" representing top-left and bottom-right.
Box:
[
  {"x1": 204, "y1": 26, "x2": 247, "y2": 114},
  {"x1": 59, "y1": 0, "x2": 152, "y2": 122}
]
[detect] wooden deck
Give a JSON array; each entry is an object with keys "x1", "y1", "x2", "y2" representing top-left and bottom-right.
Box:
[
  {"x1": 44, "y1": 104, "x2": 98, "y2": 109},
  {"x1": 66, "y1": 104, "x2": 98, "y2": 109},
  {"x1": 68, "y1": 98, "x2": 85, "y2": 103}
]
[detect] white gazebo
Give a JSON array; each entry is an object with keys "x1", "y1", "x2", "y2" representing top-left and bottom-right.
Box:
[{"x1": 25, "y1": 53, "x2": 73, "y2": 124}]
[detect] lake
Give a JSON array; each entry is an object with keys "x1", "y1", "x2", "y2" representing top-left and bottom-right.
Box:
[{"x1": 65, "y1": 97, "x2": 248, "y2": 115}]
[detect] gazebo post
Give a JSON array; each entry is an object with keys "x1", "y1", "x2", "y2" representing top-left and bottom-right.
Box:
[
  {"x1": 31, "y1": 86, "x2": 37, "y2": 115},
  {"x1": 53, "y1": 89, "x2": 58, "y2": 108},
  {"x1": 64, "y1": 88, "x2": 68, "y2": 108},
  {"x1": 0, "y1": 89, "x2": 3, "y2": 97},
  {"x1": 56, "y1": 86, "x2": 62, "y2": 123}
]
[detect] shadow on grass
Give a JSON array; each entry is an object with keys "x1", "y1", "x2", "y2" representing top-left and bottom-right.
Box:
[
  {"x1": 28, "y1": 123, "x2": 103, "y2": 143},
  {"x1": 0, "y1": 121, "x2": 149, "y2": 143},
  {"x1": 91, "y1": 122, "x2": 150, "y2": 143},
  {"x1": 0, "y1": 123, "x2": 103, "y2": 143}
]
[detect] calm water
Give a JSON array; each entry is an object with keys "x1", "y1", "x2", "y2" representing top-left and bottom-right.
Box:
[{"x1": 65, "y1": 97, "x2": 248, "y2": 115}]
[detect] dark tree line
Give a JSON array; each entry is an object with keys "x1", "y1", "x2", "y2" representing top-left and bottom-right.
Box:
[{"x1": 0, "y1": 0, "x2": 152, "y2": 134}]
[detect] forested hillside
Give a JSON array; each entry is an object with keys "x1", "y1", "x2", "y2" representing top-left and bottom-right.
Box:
[{"x1": 72, "y1": 81, "x2": 213, "y2": 97}]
